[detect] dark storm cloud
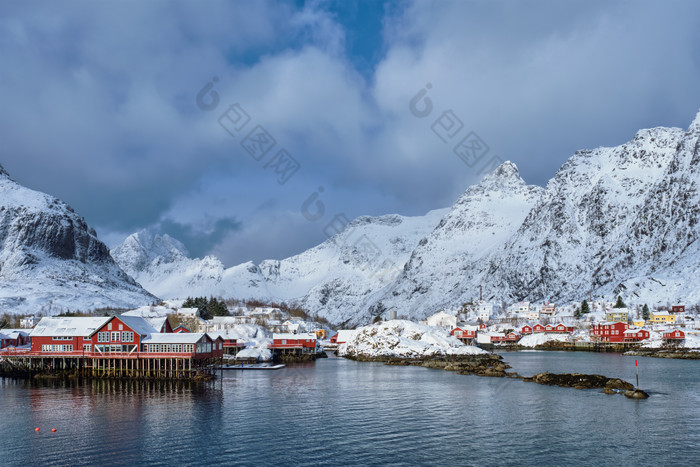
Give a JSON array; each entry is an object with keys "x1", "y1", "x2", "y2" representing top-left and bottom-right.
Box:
[{"x1": 156, "y1": 217, "x2": 243, "y2": 259}]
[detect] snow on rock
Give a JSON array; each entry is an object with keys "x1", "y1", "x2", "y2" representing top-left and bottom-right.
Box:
[
  {"x1": 0, "y1": 164, "x2": 156, "y2": 314},
  {"x1": 337, "y1": 320, "x2": 487, "y2": 359},
  {"x1": 235, "y1": 346, "x2": 273, "y2": 362},
  {"x1": 518, "y1": 333, "x2": 572, "y2": 348}
]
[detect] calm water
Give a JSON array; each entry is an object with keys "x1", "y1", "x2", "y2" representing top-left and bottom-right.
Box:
[{"x1": 1, "y1": 351, "x2": 699, "y2": 466}]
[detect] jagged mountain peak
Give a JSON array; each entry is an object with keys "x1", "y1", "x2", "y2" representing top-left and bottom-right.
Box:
[
  {"x1": 476, "y1": 160, "x2": 525, "y2": 190},
  {"x1": 0, "y1": 163, "x2": 9, "y2": 178}
]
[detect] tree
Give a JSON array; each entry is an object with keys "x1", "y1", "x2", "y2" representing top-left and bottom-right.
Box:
[
  {"x1": 642, "y1": 304, "x2": 650, "y2": 321},
  {"x1": 574, "y1": 307, "x2": 582, "y2": 319},
  {"x1": 613, "y1": 296, "x2": 626, "y2": 308},
  {"x1": 581, "y1": 299, "x2": 590, "y2": 315}
]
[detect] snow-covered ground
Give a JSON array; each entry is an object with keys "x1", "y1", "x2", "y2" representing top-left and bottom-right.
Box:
[
  {"x1": 518, "y1": 333, "x2": 572, "y2": 348},
  {"x1": 338, "y1": 320, "x2": 487, "y2": 359}
]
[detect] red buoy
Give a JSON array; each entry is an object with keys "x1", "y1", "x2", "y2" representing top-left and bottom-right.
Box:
[
  {"x1": 51, "y1": 428, "x2": 57, "y2": 432},
  {"x1": 35, "y1": 427, "x2": 40, "y2": 432}
]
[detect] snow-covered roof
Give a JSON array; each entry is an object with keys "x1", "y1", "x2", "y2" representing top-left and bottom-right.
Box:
[
  {"x1": 142, "y1": 333, "x2": 207, "y2": 344},
  {"x1": 30, "y1": 317, "x2": 111, "y2": 337},
  {"x1": 117, "y1": 316, "x2": 158, "y2": 336},
  {"x1": 122, "y1": 305, "x2": 173, "y2": 318},
  {"x1": 146, "y1": 317, "x2": 168, "y2": 332},
  {"x1": 273, "y1": 332, "x2": 316, "y2": 340},
  {"x1": 334, "y1": 329, "x2": 356, "y2": 342}
]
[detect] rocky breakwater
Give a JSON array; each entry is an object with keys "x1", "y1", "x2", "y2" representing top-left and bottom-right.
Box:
[{"x1": 524, "y1": 372, "x2": 649, "y2": 399}]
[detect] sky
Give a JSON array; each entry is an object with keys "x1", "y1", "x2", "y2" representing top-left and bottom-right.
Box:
[{"x1": 1, "y1": 0, "x2": 700, "y2": 266}]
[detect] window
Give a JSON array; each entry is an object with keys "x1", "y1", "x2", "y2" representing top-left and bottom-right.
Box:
[
  {"x1": 281, "y1": 339, "x2": 287, "y2": 345},
  {"x1": 119, "y1": 324, "x2": 123, "y2": 331},
  {"x1": 98, "y1": 332, "x2": 109, "y2": 343},
  {"x1": 122, "y1": 331, "x2": 134, "y2": 342},
  {"x1": 83, "y1": 344, "x2": 92, "y2": 352},
  {"x1": 53, "y1": 336, "x2": 72, "y2": 341},
  {"x1": 110, "y1": 331, "x2": 120, "y2": 342}
]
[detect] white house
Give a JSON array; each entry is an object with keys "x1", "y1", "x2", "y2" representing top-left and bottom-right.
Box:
[
  {"x1": 20, "y1": 316, "x2": 37, "y2": 329},
  {"x1": 517, "y1": 302, "x2": 530, "y2": 313},
  {"x1": 476, "y1": 302, "x2": 493, "y2": 321},
  {"x1": 424, "y1": 311, "x2": 457, "y2": 330},
  {"x1": 526, "y1": 310, "x2": 541, "y2": 321}
]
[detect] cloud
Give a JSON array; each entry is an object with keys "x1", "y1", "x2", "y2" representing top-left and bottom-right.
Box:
[
  {"x1": 2, "y1": 0, "x2": 700, "y2": 266},
  {"x1": 156, "y1": 217, "x2": 242, "y2": 259}
]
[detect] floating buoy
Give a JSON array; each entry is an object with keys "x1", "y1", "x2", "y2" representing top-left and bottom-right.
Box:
[
  {"x1": 35, "y1": 427, "x2": 40, "y2": 432},
  {"x1": 51, "y1": 428, "x2": 57, "y2": 432}
]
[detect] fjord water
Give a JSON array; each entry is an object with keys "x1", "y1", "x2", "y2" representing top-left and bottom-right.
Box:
[{"x1": 1, "y1": 352, "x2": 698, "y2": 466}]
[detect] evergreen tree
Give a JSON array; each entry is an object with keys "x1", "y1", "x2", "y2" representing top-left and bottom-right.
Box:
[
  {"x1": 613, "y1": 296, "x2": 626, "y2": 308},
  {"x1": 574, "y1": 307, "x2": 582, "y2": 319},
  {"x1": 642, "y1": 304, "x2": 650, "y2": 321},
  {"x1": 581, "y1": 299, "x2": 590, "y2": 314}
]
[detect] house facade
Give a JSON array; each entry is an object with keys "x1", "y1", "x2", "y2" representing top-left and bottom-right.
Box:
[{"x1": 590, "y1": 321, "x2": 629, "y2": 343}]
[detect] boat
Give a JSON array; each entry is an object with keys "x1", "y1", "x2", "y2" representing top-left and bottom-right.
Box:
[{"x1": 220, "y1": 363, "x2": 286, "y2": 370}]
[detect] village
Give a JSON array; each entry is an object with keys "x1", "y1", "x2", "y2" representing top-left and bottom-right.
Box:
[{"x1": 1, "y1": 296, "x2": 699, "y2": 380}]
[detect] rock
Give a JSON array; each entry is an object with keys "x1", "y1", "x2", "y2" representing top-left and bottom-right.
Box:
[
  {"x1": 605, "y1": 378, "x2": 634, "y2": 390},
  {"x1": 530, "y1": 372, "x2": 634, "y2": 390},
  {"x1": 603, "y1": 387, "x2": 617, "y2": 395},
  {"x1": 624, "y1": 389, "x2": 650, "y2": 399}
]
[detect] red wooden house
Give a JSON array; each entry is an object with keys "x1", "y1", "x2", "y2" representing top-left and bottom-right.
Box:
[
  {"x1": 553, "y1": 323, "x2": 574, "y2": 333},
  {"x1": 533, "y1": 324, "x2": 546, "y2": 333},
  {"x1": 662, "y1": 329, "x2": 685, "y2": 343},
  {"x1": 0, "y1": 330, "x2": 30, "y2": 349},
  {"x1": 30, "y1": 316, "x2": 112, "y2": 355},
  {"x1": 479, "y1": 323, "x2": 487, "y2": 330},
  {"x1": 89, "y1": 316, "x2": 158, "y2": 355},
  {"x1": 173, "y1": 325, "x2": 191, "y2": 333},
  {"x1": 520, "y1": 325, "x2": 533, "y2": 335},
  {"x1": 450, "y1": 325, "x2": 478, "y2": 344},
  {"x1": 589, "y1": 322, "x2": 628, "y2": 343},
  {"x1": 141, "y1": 333, "x2": 224, "y2": 360},
  {"x1": 491, "y1": 332, "x2": 521, "y2": 343},
  {"x1": 269, "y1": 333, "x2": 318, "y2": 354},
  {"x1": 623, "y1": 328, "x2": 650, "y2": 342},
  {"x1": 671, "y1": 305, "x2": 686, "y2": 314}
]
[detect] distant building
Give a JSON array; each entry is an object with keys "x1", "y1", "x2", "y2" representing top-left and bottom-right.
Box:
[
  {"x1": 526, "y1": 310, "x2": 540, "y2": 321},
  {"x1": 476, "y1": 302, "x2": 492, "y2": 322},
  {"x1": 606, "y1": 308, "x2": 629, "y2": 323},
  {"x1": 425, "y1": 311, "x2": 457, "y2": 330},
  {"x1": 450, "y1": 325, "x2": 478, "y2": 345},
  {"x1": 540, "y1": 303, "x2": 556, "y2": 316},
  {"x1": 590, "y1": 322, "x2": 629, "y2": 343},
  {"x1": 517, "y1": 302, "x2": 530, "y2": 313},
  {"x1": 650, "y1": 313, "x2": 676, "y2": 324},
  {"x1": 671, "y1": 305, "x2": 686, "y2": 314},
  {"x1": 330, "y1": 330, "x2": 356, "y2": 345},
  {"x1": 662, "y1": 329, "x2": 685, "y2": 344},
  {"x1": 20, "y1": 317, "x2": 37, "y2": 329},
  {"x1": 623, "y1": 328, "x2": 650, "y2": 342}
]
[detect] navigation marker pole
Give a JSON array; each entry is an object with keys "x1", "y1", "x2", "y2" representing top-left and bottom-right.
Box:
[{"x1": 635, "y1": 360, "x2": 639, "y2": 390}]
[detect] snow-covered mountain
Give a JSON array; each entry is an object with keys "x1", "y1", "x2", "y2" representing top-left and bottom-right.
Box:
[
  {"x1": 0, "y1": 164, "x2": 156, "y2": 314},
  {"x1": 113, "y1": 110, "x2": 700, "y2": 325},
  {"x1": 112, "y1": 230, "x2": 269, "y2": 299}
]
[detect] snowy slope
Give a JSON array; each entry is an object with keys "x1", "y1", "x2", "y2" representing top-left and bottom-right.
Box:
[
  {"x1": 112, "y1": 230, "x2": 269, "y2": 299},
  {"x1": 114, "y1": 110, "x2": 700, "y2": 325},
  {"x1": 112, "y1": 208, "x2": 448, "y2": 324},
  {"x1": 0, "y1": 164, "x2": 156, "y2": 314},
  {"x1": 371, "y1": 161, "x2": 544, "y2": 319}
]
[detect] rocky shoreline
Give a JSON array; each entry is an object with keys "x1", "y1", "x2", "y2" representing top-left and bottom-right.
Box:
[
  {"x1": 346, "y1": 353, "x2": 649, "y2": 399},
  {"x1": 624, "y1": 349, "x2": 700, "y2": 360}
]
